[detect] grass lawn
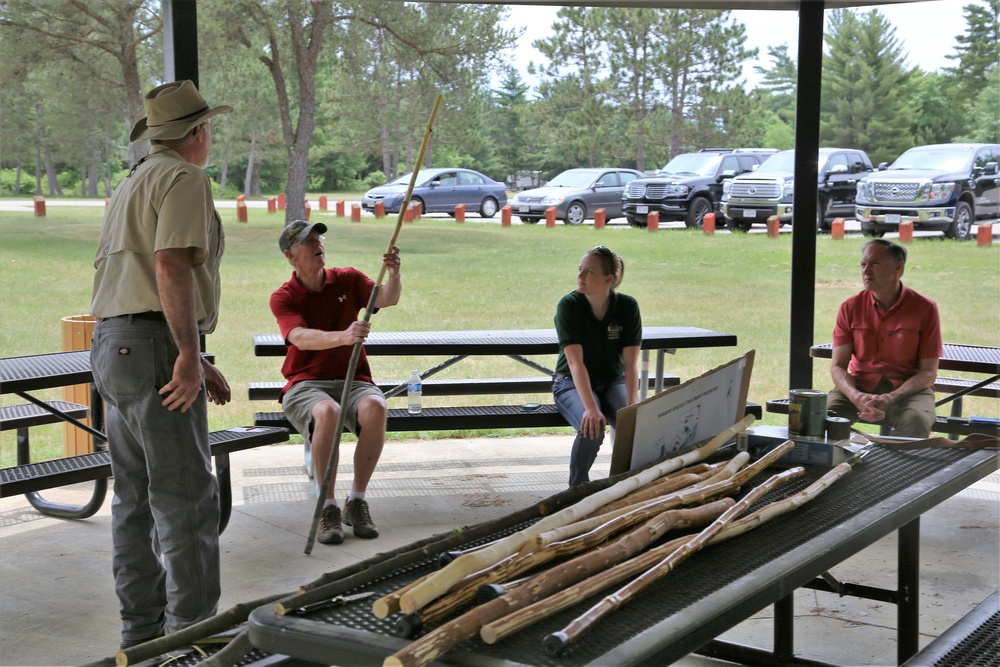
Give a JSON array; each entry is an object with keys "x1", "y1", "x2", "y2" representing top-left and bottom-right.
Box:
[{"x1": 1, "y1": 201, "x2": 998, "y2": 465}]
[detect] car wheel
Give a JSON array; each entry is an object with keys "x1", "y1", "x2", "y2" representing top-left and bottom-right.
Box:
[
  {"x1": 479, "y1": 197, "x2": 499, "y2": 219},
  {"x1": 861, "y1": 226, "x2": 884, "y2": 238},
  {"x1": 727, "y1": 217, "x2": 752, "y2": 232},
  {"x1": 626, "y1": 215, "x2": 645, "y2": 229},
  {"x1": 564, "y1": 201, "x2": 587, "y2": 225},
  {"x1": 945, "y1": 201, "x2": 973, "y2": 240},
  {"x1": 816, "y1": 196, "x2": 831, "y2": 232},
  {"x1": 685, "y1": 196, "x2": 712, "y2": 229},
  {"x1": 518, "y1": 217, "x2": 539, "y2": 224}
]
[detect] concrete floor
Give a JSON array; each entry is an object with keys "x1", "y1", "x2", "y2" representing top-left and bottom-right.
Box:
[{"x1": 1, "y1": 435, "x2": 997, "y2": 667}]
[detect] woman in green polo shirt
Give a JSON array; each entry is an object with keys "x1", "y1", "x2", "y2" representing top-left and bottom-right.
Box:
[{"x1": 553, "y1": 246, "x2": 642, "y2": 486}]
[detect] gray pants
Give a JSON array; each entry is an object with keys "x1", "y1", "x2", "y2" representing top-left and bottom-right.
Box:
[
  {"x1": 91, "y1": 317, "x2": 220, "y2": 643},
  {"x1": 828, "y1": 381, "x2": 936, "y2": 438}
]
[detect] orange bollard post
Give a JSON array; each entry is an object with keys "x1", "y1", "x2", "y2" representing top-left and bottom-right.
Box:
[
  {"x1": 33, "y1": 195, "x2": 45, "y2": 217},
  {"x1": 455, "y1": 203, "x2": 466, "y2": 222},
  {"x1": 703, "y1": 212, "x2": 716, "y2": 235},
  {"x1": 977, "y1": 223, "x2": 993, "y2": 246},
  {"x1": 318, "y1": 196, "x2": 328, "y2": 211},
  {"x1": 374, "y1": 201, "x2": 385, "y2": 219},
  {"x1": 899, "y1": 220, "x2": 913, "y2": 243},
  {"x1": 831, "y1": 217, "x2": 845, "y2": 239},
  {"x1": 277, "y1": 193, "x2": 286, "y2": 211},
  {"x1": 766, "y1": 216, "x2": 780, "y2": 237},
  {"x1": 305, "y1": 200, "x2": 311, "y2": 221},
  {"x1": 501, "y1": 205, "x2": 512, "y2": 227},
  {"x1": 267, "y1": 197, "x2": 277, "y2": 214},
  {"x1": 236, "y1": 194, "x2": 245, "y2": 205},
  {"x1": 594, "y1": 209, "x2": 606, "y2": 229},
  {"x1": 351, "y1": 203, "x2": 361, "y2": 222},
  {"x1": 412, "y1": 201, "x2": 422, "y2": 220},
  {"x1": 647, "y1": 211, "x2": 659, "y2": 232},
  {"x1": 545, "y1": 206, "x2": 556, "y2": 227},
  {"x1": 105, "y1": 198, "x2": 109, "y2": 208},
  {"x1": 236, "y1": 202, "x2": 248, "y2": 223},
  {"x1": 336, "y1": 200, "x2": 345, "y2": 217},
  {"x1": 403, "y1": 205, "x2": 414, "y2": 223}
]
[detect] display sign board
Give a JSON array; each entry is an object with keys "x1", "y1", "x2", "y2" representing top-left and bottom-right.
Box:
[{"x1": 610, "y1": 350, "x2": 755, "y2": 475}]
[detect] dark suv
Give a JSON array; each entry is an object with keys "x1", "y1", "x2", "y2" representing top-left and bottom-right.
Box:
[
  {"x1": 621, "y1": 148, "x2": 777, "y2": 229},
  {"x1": 722, "y1": 147, "x2": 874, "y2": 231},
  {"x1": 856, "y1": 143, "x2": 1000, "y2": 240}
]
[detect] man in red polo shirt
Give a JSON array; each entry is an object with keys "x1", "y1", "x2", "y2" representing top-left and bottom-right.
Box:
[
  {"x1": 270, "y1": 220, "x2": 402, "y2": 545},
  {"x1": 829, "y1": 239, "x2": 942, "y2": 437}
]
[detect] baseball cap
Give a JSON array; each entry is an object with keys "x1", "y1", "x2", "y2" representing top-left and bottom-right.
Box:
[{"x1": 279, "y1": 220, "x2": 328, "y2": 252}]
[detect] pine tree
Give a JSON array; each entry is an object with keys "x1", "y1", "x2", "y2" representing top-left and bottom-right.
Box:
[{"x1": 821, "y1": 8, "x2": 914, "y2": 165}]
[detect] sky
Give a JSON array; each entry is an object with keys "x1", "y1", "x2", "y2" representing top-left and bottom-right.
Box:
[{"x1": 500, "y1": 0, "x2": 974, "y2": 89}]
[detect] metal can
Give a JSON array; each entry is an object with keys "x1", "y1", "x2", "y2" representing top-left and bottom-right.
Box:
[
  {"x1": 788, "y1": 389, "x2": 828, "y2": 438},
  {"x1": 825, "y1": 415, "x2": 851, "y2": 441}
]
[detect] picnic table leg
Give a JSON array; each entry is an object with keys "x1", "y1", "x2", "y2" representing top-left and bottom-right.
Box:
[
  {"x1": 215, "y1": 451, "x2": 233, "y2": 534},
  {"x1": 22, "y1": 383, "x2": 110, "y2": 520}
]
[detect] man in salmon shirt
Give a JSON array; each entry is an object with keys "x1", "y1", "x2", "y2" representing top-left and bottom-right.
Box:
[{"x1": 829, "y1": 239, "x2": 942, "y2": 437}]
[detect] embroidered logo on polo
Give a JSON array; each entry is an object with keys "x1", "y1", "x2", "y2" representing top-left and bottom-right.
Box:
[
  {"x1": 118, "y1": 347, "x2": 130, "y2": 355},
  {"x1": 607, "y1": 322, "x2": 622, "y2": 340},
  {"x1": 338, "y1": 295, "x2": 347, "y2": 303}
]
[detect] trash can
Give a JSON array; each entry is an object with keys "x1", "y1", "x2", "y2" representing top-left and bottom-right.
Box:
[{"x1": 61, "y1": 315, "x2": 97, "y2": 456}]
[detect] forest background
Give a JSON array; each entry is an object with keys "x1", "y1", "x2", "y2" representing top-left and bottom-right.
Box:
[{"x1": 0, "y1": 0, "x2": 997, "y2": 224}]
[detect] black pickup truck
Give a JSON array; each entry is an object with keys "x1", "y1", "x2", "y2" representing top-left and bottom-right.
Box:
[
  {"x1": 621, "y1": 148, "x2": 777, "y2": 229},
  {"x1": 856, "y1": 143, "x2": 1000, "y2": 240},
  {"x1": 721, "y1": 147, "x2": 874, "y2": 232}
]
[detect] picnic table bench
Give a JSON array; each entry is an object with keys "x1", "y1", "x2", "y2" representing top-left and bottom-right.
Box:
[
  {"x1": 765, "y1": 343, "x2": 1000, "y2": 438},
  {"x1": 0, "y1": 350, "x2": 290, "y2": 529},
  {"x1": 249, "y1": 328, "x2": 756, "y2": 471}
]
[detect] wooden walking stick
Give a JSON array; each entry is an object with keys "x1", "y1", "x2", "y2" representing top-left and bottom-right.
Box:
[
  {"x1": 397, "y1": 413, "x2": 757, "y2": 612},
  {"x1": 542, "y1": 468, "x2": 800, "y2": 656},
  {"x1": 481, "y1": 464, "x2": 835, "y2": 646},
  {"x1": 304, "y1": 93, "x2": 444, "y2": 555}
]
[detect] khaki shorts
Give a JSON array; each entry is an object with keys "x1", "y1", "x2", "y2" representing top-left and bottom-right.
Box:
[{"x1": 282, "y1": 380, "x2": 385, "y2": 440}]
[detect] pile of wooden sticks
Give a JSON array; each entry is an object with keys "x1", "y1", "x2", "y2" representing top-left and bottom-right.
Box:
[{"x1": 372, "y1": 414, "x2": 858, "y2": 667}]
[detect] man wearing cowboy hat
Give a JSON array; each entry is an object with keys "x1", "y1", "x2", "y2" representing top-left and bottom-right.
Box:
[{"x1": 90, "y1": 80, "x2": 233, "y2": 649}]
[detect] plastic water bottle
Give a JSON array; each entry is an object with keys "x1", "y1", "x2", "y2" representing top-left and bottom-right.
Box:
[{"x1": 407, "y1": 370, "x2": 422, "y2": 414}]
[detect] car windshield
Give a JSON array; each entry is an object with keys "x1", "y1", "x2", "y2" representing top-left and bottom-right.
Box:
[
  {"x1": 389, "y1": 170, "x2": 438, "y2": 186},
  {"x1": 658, "y1": 154, "x2": 721, "y2": 176},
  {"x1": 890, "y1": 149, "x2": 973, "y2": 172},
  {"x1": 547, "y1": 170, "x2": 598, "y2": 188},
  {"x1": 758, "y1": 151, "x2": 797, "y2": 172}
]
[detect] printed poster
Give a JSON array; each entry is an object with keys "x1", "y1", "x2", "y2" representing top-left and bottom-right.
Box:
[{"x1": 611, "y1": 351, "x2": 754, "y2": 475}]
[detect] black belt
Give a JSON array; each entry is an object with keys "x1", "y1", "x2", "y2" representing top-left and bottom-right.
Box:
[{"x1": 102, "y1": 312, "x2": 166, "y2": 323}]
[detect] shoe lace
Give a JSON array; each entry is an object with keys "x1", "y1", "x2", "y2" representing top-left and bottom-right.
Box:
[
  {"x1": 351, "y1": 499, "x2": 373, "y2": 525},
  {"x1": 321, "y1": 506, "x2": 339, "y2": 529}
]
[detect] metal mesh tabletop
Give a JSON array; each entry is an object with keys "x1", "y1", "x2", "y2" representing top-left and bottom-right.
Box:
[
  {"x1": 249, "y1": 446, "x2": 997, "y2": 667},
  {"x1": 253, "y1": 327, "x2": 737, "y2": 357},
  {"x1": 812, "y1": 342, "x2": 1000, "y2": 375},
  {"x1": 0, "y1": 351, "x2": 92, "y2": 393}
]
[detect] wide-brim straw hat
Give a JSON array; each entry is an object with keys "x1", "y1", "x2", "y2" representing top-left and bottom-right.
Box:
[{"x1": 130, "y1": 80, "x2": 233, "y2": 143}]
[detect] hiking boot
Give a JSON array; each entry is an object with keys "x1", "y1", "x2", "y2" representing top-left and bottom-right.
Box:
[
  {"x1": 343, "y1": 497, "x2": 379, "y2": 539},
  {"x1": 317, "y1": 504, "x2": 345, "y2": 545}
]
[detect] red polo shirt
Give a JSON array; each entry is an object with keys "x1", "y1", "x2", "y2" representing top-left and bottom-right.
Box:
[
  {"x1": 270, "y1": 267, "x2": 375, "y2": 400},
  {"x1": 832, "y1": 282, "x2": 942, "y2": 393}
]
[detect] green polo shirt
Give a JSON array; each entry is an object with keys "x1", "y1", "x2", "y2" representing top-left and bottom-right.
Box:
[{"x1": 554, "y1": 291, "x2": 642, "y2": 382}]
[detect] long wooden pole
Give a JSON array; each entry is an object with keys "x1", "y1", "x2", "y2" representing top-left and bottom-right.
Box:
[
  {"x1": 304, "y1": 94, "x2": 444, "y2": 555},
  {"x1": 542, "y1": 468, "x2": 801, "y2": 656},
  {"x1": 397, "y1": 414, "x2": 756, "y2": 611}
]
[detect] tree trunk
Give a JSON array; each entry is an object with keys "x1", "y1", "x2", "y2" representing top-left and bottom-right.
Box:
[
  {"x1": 14, "y1": 161, "x2": 22, "y2": 195},
  {"x1": 220, "y1": 157, "x2": 228, "y2": 190},
  {"x1": 34, "y1": 145, "x2": 42, "y2": 195},
  {"x1": 245, "y1": 128, "x2": 258, "y2": 198},
  {"x1": 89, "y1": 159, "x2": 98, "y2": 196},
  {"x1": 80, "y1": 161, "x2": 87, "y2": 196}
]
